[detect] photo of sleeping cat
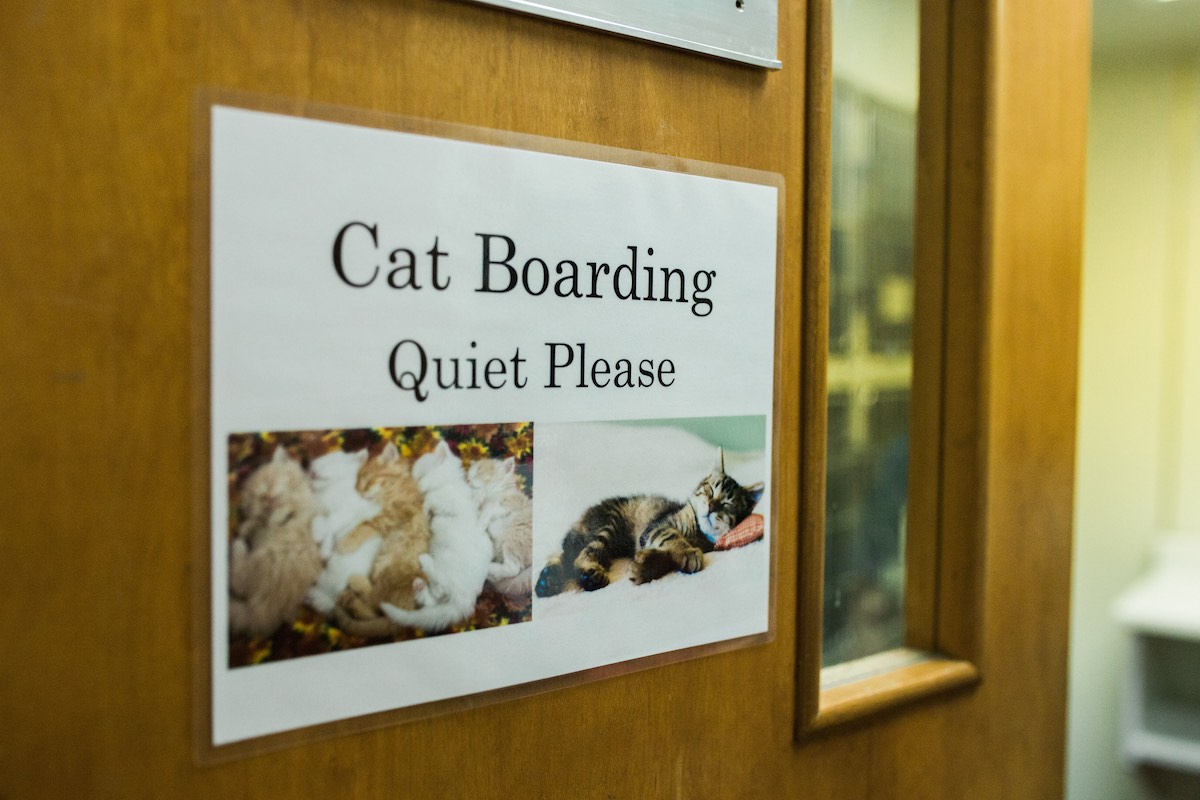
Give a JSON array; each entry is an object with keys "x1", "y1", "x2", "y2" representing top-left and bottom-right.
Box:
[
  {"x1": 225, "y1": 422, "x2": 534, "y2": 667},
  {"x1": 535, "y1": 447, "x2": 763, "y2": 596},
  {"x1": 531, "y1": 419, "x2": 769, "y2": 614}
]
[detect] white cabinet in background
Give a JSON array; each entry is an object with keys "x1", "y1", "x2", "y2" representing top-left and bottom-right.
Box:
[{"x1": 1115, "y1": 535, "x2": 1200, "y2": 773}]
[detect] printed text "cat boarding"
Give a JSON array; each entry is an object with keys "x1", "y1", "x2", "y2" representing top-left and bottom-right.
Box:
[{"x1": 331, "y1": 224, "x2": 719, "y2": 318}]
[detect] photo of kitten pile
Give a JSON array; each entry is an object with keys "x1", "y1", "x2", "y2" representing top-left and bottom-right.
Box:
[{"x1": 225, "y1": 422, "x2": 534, "y2": 668}]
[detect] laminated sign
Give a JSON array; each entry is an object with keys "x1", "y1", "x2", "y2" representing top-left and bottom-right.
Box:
[{"x1": 201, "y1": 98, "x2": 781, "y2": 748}]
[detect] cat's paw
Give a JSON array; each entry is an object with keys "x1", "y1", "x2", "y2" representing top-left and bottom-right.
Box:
[
  {"x1": 576, "y1": 565, "x2": 610, "y2": 592},
  {"x1": 678, "y1": 546, "x2": 705, "y2": 574},
  {"x1": 336, "y1": 575, "x2": 375, "y2": 620},
  {"x1": 412, "y1": 576, "x2": 432, "y2": 607},
  {"x1": 632, "y1": 548, "x2": 676, "y2": 584},
  {"x1": 318, "y1": 527, "x2": 337, "y2": 560},
  {"x1": 306, "y1": 585, "x2": 335, "y2": 615},
  {"x1": 535, "y1": 560, "x2": 565, "y2": 597}
]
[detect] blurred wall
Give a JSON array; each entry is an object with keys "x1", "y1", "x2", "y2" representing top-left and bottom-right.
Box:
[{"x1": 1067, "y1": 53, "x2": 1200, "y2": 800}]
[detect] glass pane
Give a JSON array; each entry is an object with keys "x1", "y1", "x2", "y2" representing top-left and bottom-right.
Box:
[{"x1": 823, "y1": 0, "x2": 918, "y2": 668}]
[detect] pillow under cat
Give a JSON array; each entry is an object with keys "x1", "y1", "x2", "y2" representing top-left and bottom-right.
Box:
[{"x1": 714, "y1": 513, "x2": 765, "y2": 551}]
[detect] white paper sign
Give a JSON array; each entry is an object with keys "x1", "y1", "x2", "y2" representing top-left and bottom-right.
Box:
[{"x1": 207, "y1": 103, "x2": 780, "y2": 746}]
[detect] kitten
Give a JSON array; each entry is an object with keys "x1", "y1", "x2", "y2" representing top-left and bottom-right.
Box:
[
  {"x1": 228, "y1": 446, "x2": 324, "y2": 637},
  {"x1": 535, "y1": 448, "x2": 763, "y2": 596},
  {"x1": 380, "y1": 441, "x2": 491, "y2": 632},
  {"x1": 467, "y1": 456, "x2": 533, "y2": 602},
  {"x1": 309, "y1": 449, "x2": 380, "y2": 558},
  {"x1": 305, "y1": 449, "x2": 383, "y2": 616},
  {"x1": 331, "y1": 441, "x2": 432, "y2": 637}
]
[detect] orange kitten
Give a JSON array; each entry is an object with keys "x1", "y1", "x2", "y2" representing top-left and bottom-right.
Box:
[
  {"x1": 380, "y1": 441, "x2": 490, "y2": 632},
  {"x1": 332, "y1": 441, "x2": 432, "y2": 636}
]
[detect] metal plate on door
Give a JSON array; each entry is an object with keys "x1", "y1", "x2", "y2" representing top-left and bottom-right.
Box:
[{"x1": 469, "y1": 0, "x2": 780, "y2": 69}]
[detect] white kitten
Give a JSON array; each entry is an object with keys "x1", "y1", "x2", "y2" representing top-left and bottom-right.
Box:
[
  {"x1": 381, "y1": 441, "x2": 490, "y2": 631},
  {"x1": 309, "y1": 449, "x2": 379, "y2": 558},
  {"x1": 468, "y1": 457, "x2": 533, "y2": 601},
  {"x1": 305, "y1": 449, "x2": 383, "y2": 615}
]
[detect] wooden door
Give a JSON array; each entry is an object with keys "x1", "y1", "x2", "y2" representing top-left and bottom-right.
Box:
[{"x1": 0, "y1": 0, "x2": 1088, "y2": 797}]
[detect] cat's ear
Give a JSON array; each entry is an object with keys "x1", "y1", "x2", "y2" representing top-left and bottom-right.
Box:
[
  {"x1": 502, "y1": 457, "x2": 516, "y2": 475},
  {"x1": 353, "y1": 448, "x2": 369, "y2": 465},
  {"x1": 271, "y1": 446, "x2": 290, "y2": 466},
  {"x1": 745, "y1": 482, "x2": 765, "y2": 508},
  {"x1": 713, "y1": 447, "x2": 726, "y2": 474},
  {"x1": 380, "y1": 441, "x2": 400, "y2": 464},
  {"x1": 421, "y1": 440, "x2": 449, "y2": 466}
]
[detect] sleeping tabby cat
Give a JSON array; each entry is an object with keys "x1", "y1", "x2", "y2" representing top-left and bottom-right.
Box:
[{"x1": 535, "y1": 448, "x2": 763, "y2": 596}]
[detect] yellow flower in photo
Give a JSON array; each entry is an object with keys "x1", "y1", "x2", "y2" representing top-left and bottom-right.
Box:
[
  {"x1": 321, "y1": 431, "x2": 345, "y2": 451},
  {"x1": 407, "y1": 428, "x2": 443, "y2": 458},
  {"x1": 230, "y1": 435, "x2": 256, "y2": 464},
  {"x1": 504, "y1": 424, "x2": 533, "y2": 459},
  {"x1": 370, "y1": 427, "x2": 414, "y2": 456},
  {"x1": 456, "y1": 438, "x2": 489, "y2": 465},
  {"x1": 249, "y1": 641, "x2": 272, "y2": 665},
  {"x1": 292, "y1": 619, "x2": 316, "y2": 637}
]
